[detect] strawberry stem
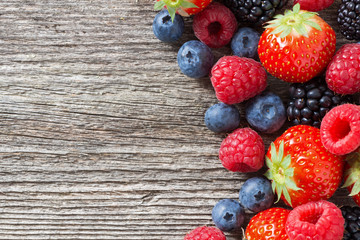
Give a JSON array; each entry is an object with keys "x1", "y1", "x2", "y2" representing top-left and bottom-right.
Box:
[
  {"x1": 264, "y1": 141, "x2": 302, "y2": 207},
  {"x1": 154, "y1": 0, "x2": 199, "y2": 22},
  {"x1": 343, "y1": 148, "x2": 360, "y2": 196},
  {"x1": 264, "y1": 3, "x2": 322, "y2": 38},
  {"x1": 163, "y1": 0, "x2": 183, "y2": 9}
]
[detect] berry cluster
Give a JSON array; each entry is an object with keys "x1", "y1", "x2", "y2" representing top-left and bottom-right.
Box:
[
  {"x1": 287, "y1": 77, "x2": 353, "y2": 128},
  {"x1": 152, "y1": 0, "x2": 360, "y2": 239},
  {"x1": 341, "y1": 205, "x2": 360, "y2": 239}
]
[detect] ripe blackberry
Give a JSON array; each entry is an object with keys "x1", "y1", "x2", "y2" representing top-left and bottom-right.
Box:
[
  {"x1": 341, "y1": 206, "x2": 360, "y2": 240},
  {"x1": 337, "y1": 0, "x2": 360, "y2": 40},
  {"x1": 287, "y1": 77, "x2": 353, "y2": 128},
  {"x1": 223, "y1": 0, "x2": 288, "y2": 26}
]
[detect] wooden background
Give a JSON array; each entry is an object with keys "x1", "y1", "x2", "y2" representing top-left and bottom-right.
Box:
[{"x1": 0, "y1": 0, "x2": 357, "y2": 239}]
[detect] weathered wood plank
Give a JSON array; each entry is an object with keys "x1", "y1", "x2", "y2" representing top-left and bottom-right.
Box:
[{"x1": 0, "y1": 0, "x2": 356, "y2": 239}]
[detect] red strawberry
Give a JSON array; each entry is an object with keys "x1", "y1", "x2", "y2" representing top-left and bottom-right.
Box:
[
  {"x1": 154, "y1": 0, "x2": 212, "y2": 21},
  {"x1": 258, "y1": 3, "x2": 336, "y2": 83},
  {"x1": 294, "y1": 0, "x2": 334, "y2": 12},
  {"x1": 264, "y1": 125, "x2": 344, "y2": 208},
  {"x1": 342, "y1": 147, "x2": 360, "y2": 206},
  {"x1": 245, "y1": 207, "x2": 290, "y2": 240}
]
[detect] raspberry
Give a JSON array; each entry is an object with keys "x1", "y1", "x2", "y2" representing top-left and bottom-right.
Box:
[
  {"x1": 294, "y1": 0, "x2": 334, "y2": 12},
  {"x1": 326, "y1": 43, "x2": 360, "y2": 95},
  {"x1": 193, "y1": 2, "x2": 237, "y2": 49},
  {"x1": 184, "y1": 226, "x2": 226, "y2": 240},
  {"x1": 219, "y1": 128, "x2": 265, "y2": 172},
  {"x1": 211, "y1": 56, "x2": 267, "y2": 105},
  {"x1": 286, "y1": 200, "x2": 344, "y2": 240},
  {"x1": 320, "y1": 104, "x2": 360, "y2": 155}
]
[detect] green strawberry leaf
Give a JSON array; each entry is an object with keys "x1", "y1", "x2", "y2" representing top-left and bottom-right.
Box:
[
  {"x1": 264, "y1": 2, "x2": 322, "y2": 38},
  {"x1": 264, "y1": 140, "x2": 302, "y2": 207},
  {"x1": 270, "y1": 24, "x2": 287, "y2": 35},
  {"x1": 294, "y1": 24, "x2": 309, "y2": 37},
  {"x1": 265, "y1": 156, "x2": 273, "y2": 169},
  {"x1": 154, "y1": 0, "x2": 166, "y2": 10},
  {"x1": 285, "y1": 177, "x2": 301, "y2": 191},
  {"x1": 343, "y1": 150, "x2": 360, "y2": 196},
  {"x1": 350, "y1": 180, "x2": 360, "y2": 197},
  {"x1": 282, "y1": 155, "x2": 291, "y2": 170},
  {"x1": 180, "y1": 0, "x2": 199, "y2": 9},
  {"x1": 275, "y1": 184, "x2": 282, "y2": 203},
  {"x1": 270, "y1": 142, "x2": 279, "y2": 164},
  {"x1": 282, "y1": 186, "x2": 292, "y2": 205},
  {"x1": 293, "y1": 3, "x2": 300, "y2": 13},
  {"x1": 284, "y1": 168, "x2": 294, "y2": 177},
  {"x1": 342, "y1": 170, "x2": 358, "y2": 188},
  {"x1": 273, "y1": 14, "x2": 284, "y2": 19},
  {"x1": 304, "y1": 20, "x2": 322, "y2": 31},
  {"x1": 301, "y1": 12, "x2": 317, "y2": 19},
  {"x1": 279, "y1": 26, "x2": 292, "y2": 38},
  {"x1": 271, "y1": 180, "x2": 276, "y2": 193},
  {"x1": 278, "y1": 141, "x2": 284, "y2": 161},
  {"x1": 167, "y1": 6, "x2": 176, "y2": 22}
]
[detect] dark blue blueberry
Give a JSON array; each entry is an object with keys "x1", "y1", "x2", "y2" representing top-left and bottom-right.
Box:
[
  {"x1": 231, "y1": 27, "x2": 260, "y2": 59},
  {"x1": 204, "y1": 103, "x2": 240, "y2": 133},
  {"x1": 211, "y1": 199, "x2": 245, "y2": 232},
  {"x1": 177, "y1": 40, "x2": 214, "y2": 78},
  {"x1": 152, "y1": 10, "x2": 184, "y2": 43},
  {"x1": 245, "y1": 91, "x2": 286, "y2": 133},
  {"x1": 239, "y1": 176, "x2": 274, "y2": 213}
]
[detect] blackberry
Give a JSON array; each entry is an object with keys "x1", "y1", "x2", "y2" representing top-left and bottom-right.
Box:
[
  {"x1": 287, "y1": 77, "x2": 353, "y2": 128},
  {"x1": 341, "y1": 206, "x2": 360, "y2": 240},
  {"x1": 337, "y1": 0, "x2": 360, "y2": 40},
  {"x1": 223, "y1": 0, "x2": 288, "y2": 26}
]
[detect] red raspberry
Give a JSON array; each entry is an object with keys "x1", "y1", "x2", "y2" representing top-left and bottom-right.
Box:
[
  {"x1": 219, "y1": 128, "x2": 265, "y2": 172},
  {"x1": 211, "y1": 56, "x2": 267, "y2": 105},
  {"x1": 294, "y1": 0, "x2": 334, "y2": 12},
  {"x1": 184, "y1": 226, "x2": 225, "y2": 240},
  {"x1": 286, "y1": 200, "x2": 344, "y2": 240},
  {"x1": 326, "y1": 43, "x2": 360, "y2": 95},
  {"x1": 320, "y1": 104, "x2": 360, "y2": 155},
  {"x1": 193, "y1": 2, "x2": 237, "y2": 48}
]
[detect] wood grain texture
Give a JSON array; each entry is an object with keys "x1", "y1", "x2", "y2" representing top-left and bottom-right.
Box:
[{"x1": 0, "y1": 0, "x2": 356, "y2": 239}]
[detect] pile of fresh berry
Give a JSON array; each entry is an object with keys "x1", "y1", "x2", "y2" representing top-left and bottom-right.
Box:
[{"x1": 152, "y1": 0, "x2": 360, "y2": 239}]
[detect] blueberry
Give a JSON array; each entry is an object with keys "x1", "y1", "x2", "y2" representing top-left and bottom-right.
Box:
[
  {"x1": 245, "y1": 91, "x2": 286, "y2": 133},
  {"x1": 177, "y1": 40, "x2": 214, "y2": 78},
  {"x1": 239, "y1": 176, "x2": 274, "y2": 213},
  {"x1": 152, "y1": 10, "x2": 184, "y2": 43},
  {"x1": 211, "y1": 199, "x2": 245, "y2": 232},
  {"x1": 205, "y1": 103, "x2": 240, "y2": 133},
  {"x1": 231, "y1": 27, "x2": 260, "y2": 59}
]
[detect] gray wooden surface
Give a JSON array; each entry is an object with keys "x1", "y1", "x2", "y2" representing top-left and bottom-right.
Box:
[{"x1": 0, "y1": 0, "x2": 356, "y2": 239}]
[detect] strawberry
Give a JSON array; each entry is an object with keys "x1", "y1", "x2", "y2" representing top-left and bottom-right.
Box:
[
  {"x1": 342, "y1": 148, "x2": 360, "y2": 206},
  {"x1": 294, "y1": 0, "x2": 334, "y2": 12},
  {"x1": 154, "y1": 0, "x2": 212, "y2": 21},
  {"x1": 245, "y1": 207, "x2": 290, "y2": 240},
  {"x1": 258, "y1": 3, "x2": 336, "y2": 83},
  {"x1": 264, "y1": 125, "x2": 344, "y2": 208}
]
